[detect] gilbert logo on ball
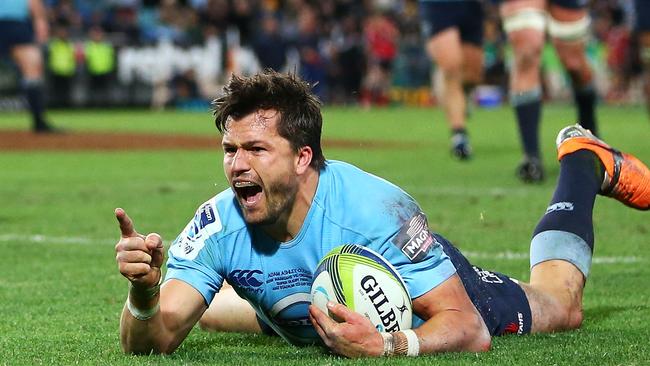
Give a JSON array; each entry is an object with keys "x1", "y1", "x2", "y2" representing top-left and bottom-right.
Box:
[{"x1": 310, "y1": 244, "x2": 412, "y2": 332}]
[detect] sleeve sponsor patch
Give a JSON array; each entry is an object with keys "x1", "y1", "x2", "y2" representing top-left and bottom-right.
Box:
[
  {"x1": 170, "y1": 202, "x2": 222, "y2": 260},
  {"x1": 392, "y1": 212, "x2": 438, "y2": 262}
]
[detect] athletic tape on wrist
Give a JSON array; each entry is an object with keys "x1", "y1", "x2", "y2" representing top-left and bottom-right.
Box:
[
  {"x1": 129, "y1": 278, "x2": 161, "y2": 299},
  {"x1": 126, "y1": 279, "x2": 162, "y2": 321},
  {"x1": 126, "y1": 298, "x2": 160, "y2": 321},
  {"x1": 380, "y1": 332, "x2": 394, "y2": 356},
  {"x1": 402, "y1": 329, "x2": 420, "y2": 357}
]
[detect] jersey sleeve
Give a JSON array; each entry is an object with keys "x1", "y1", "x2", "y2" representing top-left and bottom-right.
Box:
[
  {"x1": 378, "y1": 211, "x2": 457, "y2": 300},
  {"x1": 165, "y1": 201, "x2": 225, "y2": 305}
]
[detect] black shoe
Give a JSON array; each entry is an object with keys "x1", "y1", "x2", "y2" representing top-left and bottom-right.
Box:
[
  {"x1": 516, "y1": 157, "x2": 545, "y2": 183},
  {"x1": 34, "y1": 123, "x2": 64, "y2": 134},
  {"x1": 451, "y1": 132, "x2": 472, "y2": 160}
]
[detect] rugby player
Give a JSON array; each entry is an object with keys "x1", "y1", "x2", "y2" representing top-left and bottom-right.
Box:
[
  {"x1": 114, "y1": 71, "x2": 649, "y2": 357},
  {"x1": 419, "y1": 0, "x2": 485, "y2": 160},
  {"x1": 0, "y1": 0, "x2": 59, "y2": 133},
  {"x1": 495, "y1": 0, "x2": 599, "y2": 182}
]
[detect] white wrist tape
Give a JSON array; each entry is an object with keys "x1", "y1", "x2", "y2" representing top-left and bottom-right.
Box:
[
  {"x1": 126, "y1": 298, "x2": 160, "y2": 321},
  {"x1": 380, "y1": 332, "x2": 394, "y2": 356},
  {"x1": 125, "y1": 280, "x2": 162, "y2": 321},
  {"x1": 402, "y1": 329, "x2": 420, "y2": 357}
]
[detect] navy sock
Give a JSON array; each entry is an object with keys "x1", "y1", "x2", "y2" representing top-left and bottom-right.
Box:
[
  {"x1": 573, "y1": 85, "x2": 598, "y2": 136},
  {"x1": 514, "y1": 99, "x2": 542, "y2": 158},
  {"x1": 451, "y1": 127, "x2": 467, "y2": 136},
  {"x1": 23, "y1": 79, "x2": 47, "y2": 128},
  {"x1": 532, "y1": 150, "x2": 604, "y2": 250}
]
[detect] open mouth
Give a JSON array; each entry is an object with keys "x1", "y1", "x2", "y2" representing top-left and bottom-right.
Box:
[{"x1": 233, "y1": 181, "x2": 263, "y2": 206}]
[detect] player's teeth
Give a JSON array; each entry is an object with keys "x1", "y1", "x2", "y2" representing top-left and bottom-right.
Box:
[{"x1": 235, "y1": 181, "x2": 256, "y2": 188}]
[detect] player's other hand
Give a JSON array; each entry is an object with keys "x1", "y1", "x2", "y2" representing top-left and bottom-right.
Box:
[
  {"x1": 114, "y1": 208, "x2": 164, "y2": 289},
  {"x1": 309, "y1": 301, "x2": 384, "y2": 358}
]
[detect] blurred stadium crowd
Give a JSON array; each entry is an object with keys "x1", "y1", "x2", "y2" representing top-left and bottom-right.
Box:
[{"x1": 0, "y1": 0, "x2": 644, "y2": 109}]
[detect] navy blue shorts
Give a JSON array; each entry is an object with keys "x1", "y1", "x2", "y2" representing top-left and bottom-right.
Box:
[
  {"x1": 436, "y1": 233, "x2": 532, "y2": 336},
  {"x1": 490, "y1": 0, "x2": 587, "y2": 9},
  {"x1": 549, "y1": 0, "x2": 588, "y2": 9},
  {"x1": 419, "y1": 1, "x2": 484, "y2": 46},
  {"x1": 0, "y1": 20, "x2": 34, "y2": 55},
  {"x1": 635, "y1": 0, "x2": 650, "y2": 32}
]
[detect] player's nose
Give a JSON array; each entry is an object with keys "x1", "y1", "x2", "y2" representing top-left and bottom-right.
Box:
[{"x1": 230, "y1": 149, "x2": 252, "y2": 173}]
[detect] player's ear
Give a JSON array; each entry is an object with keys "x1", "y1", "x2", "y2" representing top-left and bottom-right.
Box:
[{"x1": 295, "y1": 145, "x2": 313, "y2": 175}]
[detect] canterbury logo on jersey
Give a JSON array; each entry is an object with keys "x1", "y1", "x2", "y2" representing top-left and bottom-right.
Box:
[
  {"x1": 228, "y1": 269, "x2": 264, "y2": 288},
  {"x1": 545, "y1": 201, "x2": 574, "y2": 214}
]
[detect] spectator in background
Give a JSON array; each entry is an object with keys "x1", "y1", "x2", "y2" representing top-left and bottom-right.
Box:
[
  {"x1": 47, "y1": 22, "x2": 76, "y2": 107},
  {"x1": 198, "y1": 0, "x2": 230, "y2": 36},
  {"x1": 230, "y1": 0, "x2": 254, "y2": 47},
  {"x1": 170, "y1": 68, "x2": 205, "y2": 110},
  {"x1": 419, "y1": 0, "x2": 485, "y2": 160},
  {"x1": 0, "y1": 0, "x2": 60, "y2": 133},
  {"x1": 328, "y1": 13, "x2": 365, "y2": 104},
  {"x1": 252, "y1": 13, "x2": 288, "y2": 72},
  {"x1": 84, "y1": 25, "x2": 115, "y2": 106},
  {"x1": 634, "y1": 0, "x2": 650, "y2": 118},
  {"x1": 598, "y1": 2, "x2": 631, "y2": 103},
  {"x1": 361, "y1": 2, "x2": 399, "y2": 106},
  {"x1": 106, "y1": 3, "x2": 140, "y2": 45},
  {"x1": 295, "y1": 5, "x2": 328, "y2": 101}
]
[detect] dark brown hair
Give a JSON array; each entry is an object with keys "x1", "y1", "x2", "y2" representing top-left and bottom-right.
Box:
[{"x1": 212, "y1": 70, "x2": 325, "y2": 170}]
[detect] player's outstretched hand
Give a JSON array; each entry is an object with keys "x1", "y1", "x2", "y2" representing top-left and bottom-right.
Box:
[
  {"x1": 309, "y1": 301, "x2": 384, "y2": 358},
  {"x1": 114, "y1": 208, "x2": 164, "y2": 289}
]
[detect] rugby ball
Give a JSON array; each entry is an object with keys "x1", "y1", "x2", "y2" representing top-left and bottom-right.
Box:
[{"x1": 310, "y1": 244, "x2": 412, "y2": 332}]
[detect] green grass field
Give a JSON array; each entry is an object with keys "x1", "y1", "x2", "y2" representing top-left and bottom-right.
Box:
[{"x1": 1, "y1": 104, "x2": 649, "y2": 365}]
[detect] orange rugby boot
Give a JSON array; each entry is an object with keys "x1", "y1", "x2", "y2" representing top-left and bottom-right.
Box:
[{"x1": 556, "y1": 124, "x2": 650, "y2": 210}]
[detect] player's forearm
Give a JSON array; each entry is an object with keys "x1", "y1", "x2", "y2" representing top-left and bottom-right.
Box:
[
  {"x1": 120, "y1": 305, "x2": 170, "y2": 354},
  {"x1": 415, "y1": 309, "x2": 491, "y2": 354},
  {"x1": 119, "y1": 288, "x2": 178, "y2": 354}
]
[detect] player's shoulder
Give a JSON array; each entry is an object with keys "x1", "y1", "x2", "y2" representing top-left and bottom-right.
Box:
[
  {"x1": 323, "y1": 160, "x2": 415, "y2": 202},
  {"x1": 169, "y1": 189, "x2": 247, "y2": 260},
  {"x1": 181, "y1": 189, "x2": 246, "y2": 242},
  {"x1": 202, "y1": 188, "x2": 248, "y2": 238},
  {"x1": 319, "y1": 160, "x2": 421, "y2": 227},
  {"x1": 324, "y1": 160, "x2": 403, "y2": 192}
]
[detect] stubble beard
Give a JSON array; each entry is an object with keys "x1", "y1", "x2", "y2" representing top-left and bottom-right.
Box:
[{"x1": 242, "y1": 180, "x2": 298, "y2": 227}]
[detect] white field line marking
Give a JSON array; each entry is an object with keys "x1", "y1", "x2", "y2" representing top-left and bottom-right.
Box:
[
  {"x1": 0, "y1": 234, "x2": 113, "y2": 245},
  {"x1": 404, "y1": 186, "x2": 533, "y2": 197},
  {"x1": 0, "y1": 234, "x2": 643, "y2": 264},
  {"x1": 462, "y1": 250, "x2": 642, "y2": 264}
]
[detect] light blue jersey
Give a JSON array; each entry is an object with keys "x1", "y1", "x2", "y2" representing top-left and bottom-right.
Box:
[
  {"x1": 0, "y1": 0, "x2": 30, "y2": 20},
  {"x1": 166, "y1": 160, "x2": 457, "y2": 345}
]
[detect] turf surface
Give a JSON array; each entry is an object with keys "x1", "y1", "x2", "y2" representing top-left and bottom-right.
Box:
[{"x1": 1, "y1": 104, "x2": 649, "y2": 365}]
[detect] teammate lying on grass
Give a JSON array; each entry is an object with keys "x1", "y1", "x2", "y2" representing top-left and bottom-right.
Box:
[{"x1": 114, "y1": 71, "x2": 650, "y2": 357}]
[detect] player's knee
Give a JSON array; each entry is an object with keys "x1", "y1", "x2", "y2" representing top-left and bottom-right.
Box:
[
  {"x1": 553, "y1": 303, "x2": 583, "y2": 331},
  {"x1": 198, "y1": 313, "x2": 220, "y2": 332},
  {"x1": 442, "y1": 66, "x2": 463, "y2": 82},
  {"x1": 565, "y1": 306, "x2": 583, "y2": 330},
  {"x1": 512, "y1": 43, "x2": 542, "y2": 73},
  {"x1": 559, "y1": 54, "x2": 585, "y2": 75},
  {"x1": 474, "y1": 329, "x2": 492, "y2": 352}
]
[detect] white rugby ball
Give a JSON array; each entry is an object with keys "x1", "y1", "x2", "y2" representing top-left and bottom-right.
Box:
[{"x1": 310, "y1": 244, "x2": 412, "y2": 332}]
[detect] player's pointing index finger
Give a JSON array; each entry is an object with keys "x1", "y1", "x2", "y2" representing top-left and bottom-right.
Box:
[{"x1": 115, "y1": 208, "x2": 138, "y2": 238}]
